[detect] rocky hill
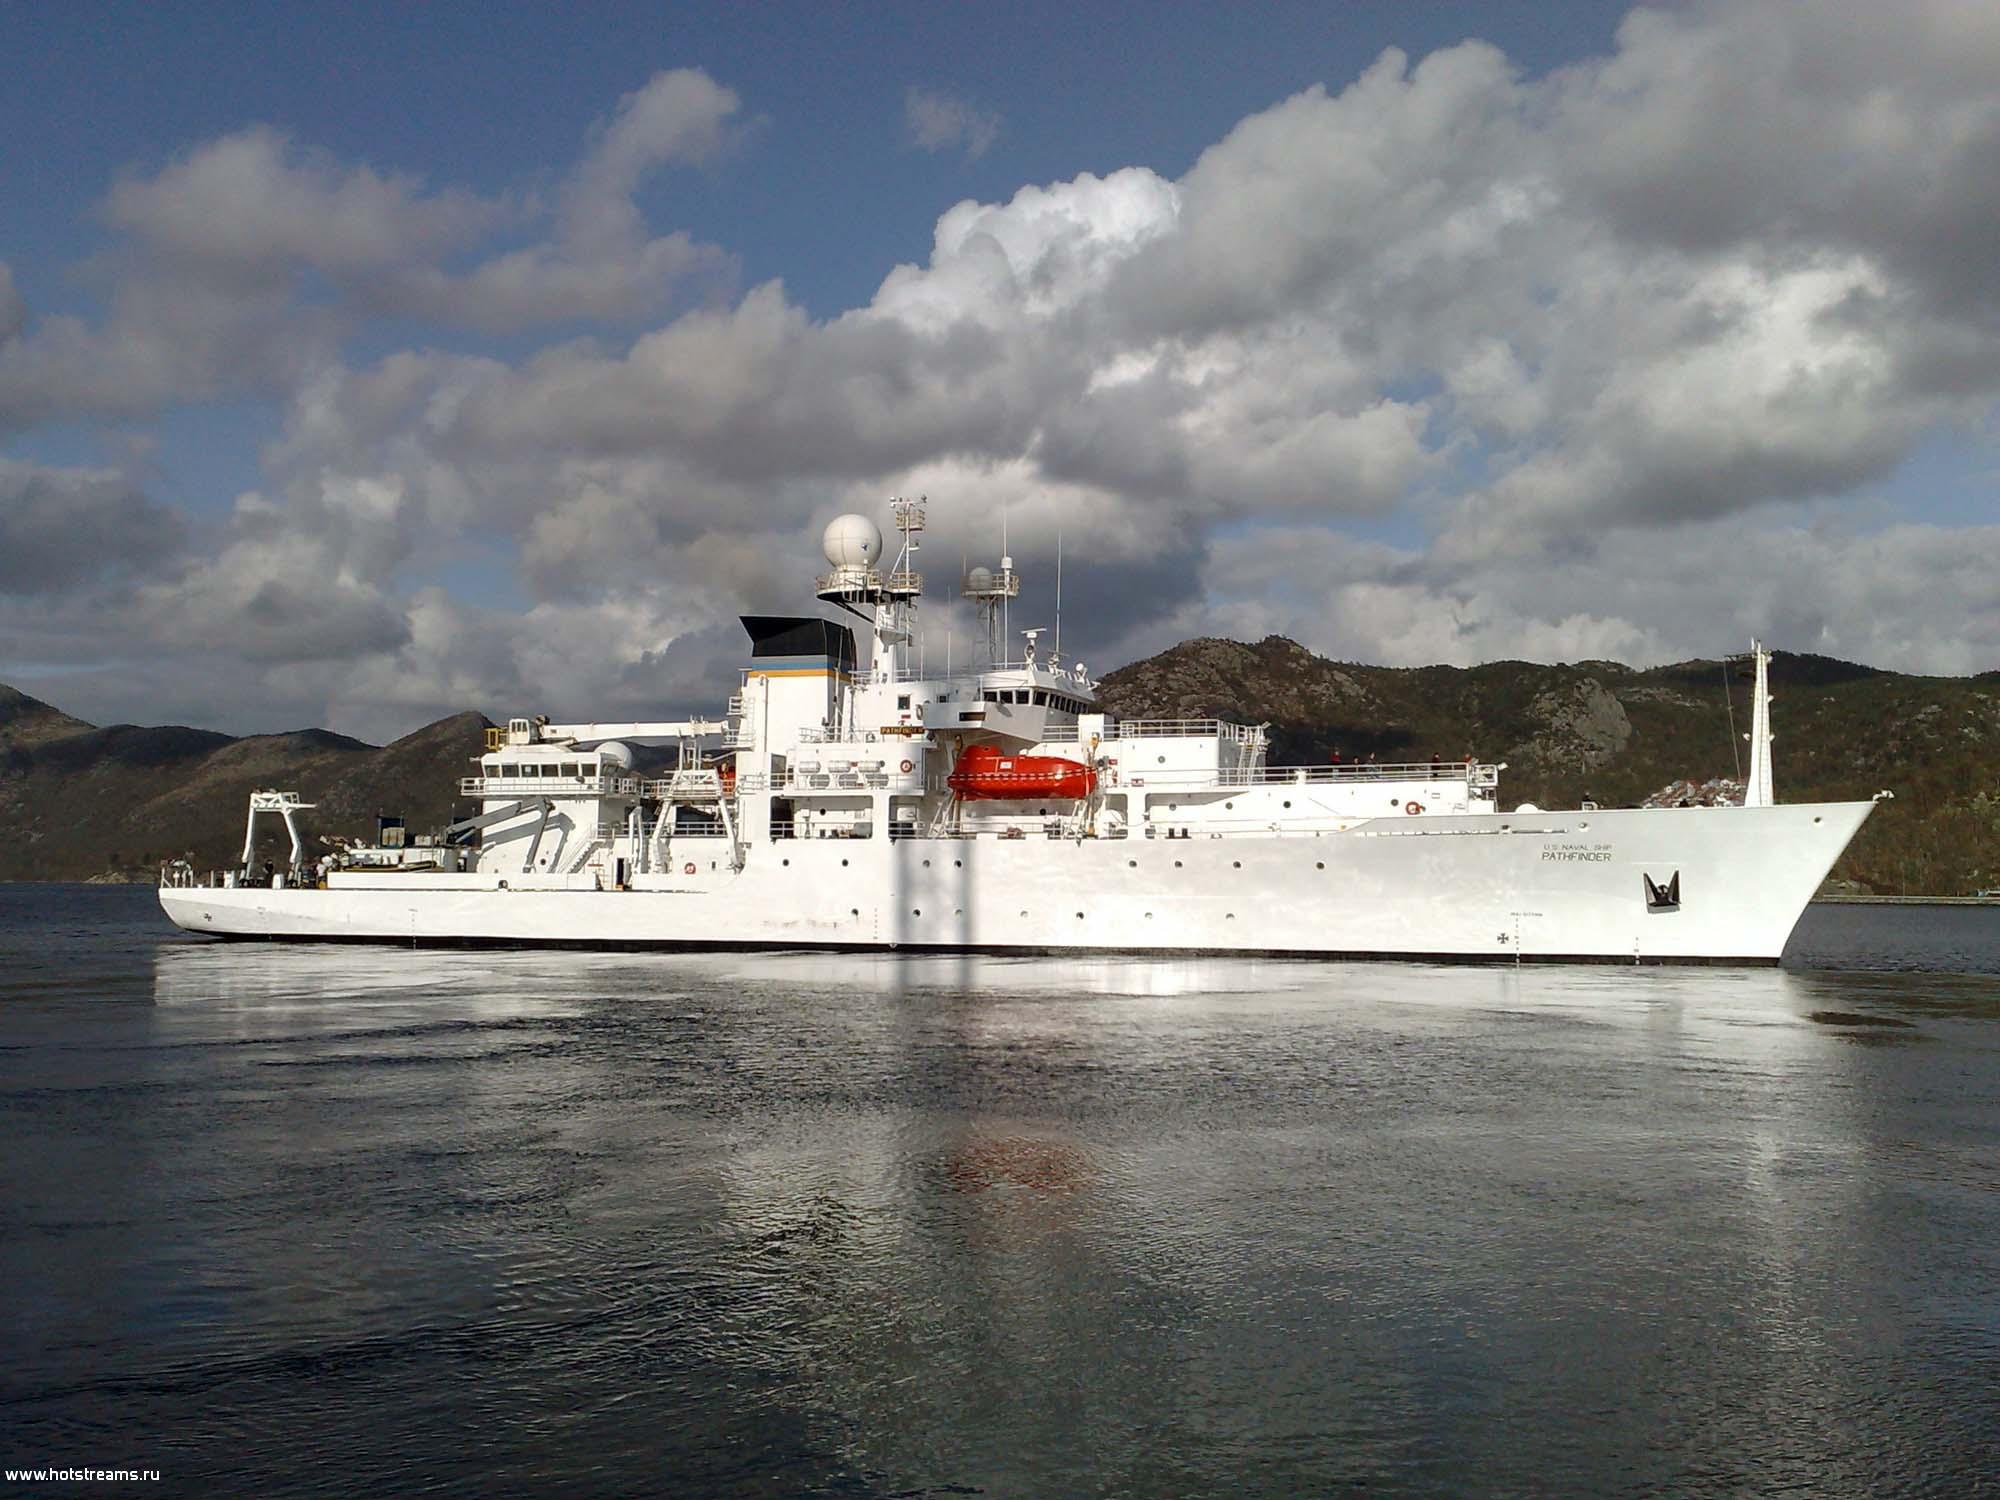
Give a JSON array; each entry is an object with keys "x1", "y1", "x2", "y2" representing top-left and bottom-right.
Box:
[
  {"x1": 0, "y1": 686, "x2": 490, "y2": 881},
  {"x1": 1099, "y1": 638, "x2": 2000, "y2": 895},
  {"x1": 3, "y1": 637, "x2": 1996, "y2": 892}
]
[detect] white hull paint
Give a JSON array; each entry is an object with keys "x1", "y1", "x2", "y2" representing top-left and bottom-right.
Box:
[{"x1": 162, "y1": 801, "x2": 1873, "y2": 963}]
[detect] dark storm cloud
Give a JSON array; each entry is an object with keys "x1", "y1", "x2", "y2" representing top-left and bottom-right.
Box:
[{"x1": 0, "y1": 462, "x2": 185, "y2": 594}]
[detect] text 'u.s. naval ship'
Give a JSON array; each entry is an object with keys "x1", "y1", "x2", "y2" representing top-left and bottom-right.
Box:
[{"x1": 161, "y1": 499, "x2": 1886, "y2": 962}]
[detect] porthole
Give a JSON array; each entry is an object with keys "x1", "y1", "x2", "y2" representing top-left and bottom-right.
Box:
[
  {"x1": 1283, "y1": 800, "x2": 1291, "y2": 808},
  {"x1": 1232, "y1": 860, "x2": 1242, "y2": 869},
  {"x1": 1157, "y1": 755, "x2": 1166, "y2": 765},
  {"x1": 1813, "y1": 815, "x2": 1823, "y2": 825},
  {"x1": 1578, "y1": 821, "x2": 1590, "y2": 832},
  {"x1": 922, "y1": 858, "x2": 931, "y2": 868},
  {"x1": 1316, "y1": 861, "x2": 1325, "y2": 870},
  {"x1": 1019, "y1": 909, "x2": 1029, "y2": 918},
  {"x1": 913, "y1": 908, "x2": 921, "y2": 917},
  {"x1": 954, "y1": 858, "x2": 963, "y2": 867},
  {"x1": 1128, "y1": 859, "x2": 1138, "y2": 868},
  {"x1": 954, "y1": 908, "x2": 962, "y2": 917},
  {"x1": 1225, "y1": 801, "x2": 1234, "y2": 810},
  {"x1": 1173, "y1": 860, "x2": 1183, "y2": 869},
  {"x1": 841, "y1": 858, "x2": 849, "y2": 867},
  {"x1": 850, "y1": 907, "x2": 859, "y2": 916},
  {"x1": 781, "y1": 858, "x2": 790, "y2": 867},
  {"x1": 1145, "y1": 912, "x2": 1154, "y2": 920},
  {"x1": 1226, "y1": 913, "x2": 1236, "y2": 921},
  {"x1": 1076, "y1": 911, "x2": 1085, "y2": 919}
]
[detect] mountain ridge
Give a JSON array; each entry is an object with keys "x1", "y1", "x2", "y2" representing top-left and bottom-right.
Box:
[{"x1": 3, "y1": 636, "x2": 1995, "y2": 891}]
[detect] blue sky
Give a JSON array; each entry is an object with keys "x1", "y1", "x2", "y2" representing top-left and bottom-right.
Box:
[{"x1": 1, "y1": 1, "x2": 1995, "y2": 739}]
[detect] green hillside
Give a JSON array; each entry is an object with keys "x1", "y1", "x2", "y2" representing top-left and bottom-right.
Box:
[{"x1": 1099, "y1": 639, "x2": 1999, "y2": 895}]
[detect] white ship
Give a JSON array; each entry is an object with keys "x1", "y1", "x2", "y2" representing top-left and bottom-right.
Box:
[{"x1": 161, "y1": 500, "x2": 1885, "y2": 963}]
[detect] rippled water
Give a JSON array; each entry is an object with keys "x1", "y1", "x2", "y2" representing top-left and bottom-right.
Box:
[{"x1": 3, "y1": 887, "x2": 1997, "y2": 1497}]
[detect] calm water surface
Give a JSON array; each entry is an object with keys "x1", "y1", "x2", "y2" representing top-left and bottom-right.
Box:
[{"x1": 2, "y1": 887, "x2": 1996, "y2": 1497}]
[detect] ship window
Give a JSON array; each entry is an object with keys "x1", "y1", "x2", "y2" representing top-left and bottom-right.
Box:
[
  {"x1": 584, "y1": 760, "x2": 598, "y2": 776},
  {"x1": 898, "y1": 694, "x2": 911, "y2": 709},
  {"x1": 1033, "y1": 690, "x2": 1046, "y2": 706},
  {"x1": 501, "y1": 764, "x2": 519, "y2": 778},
  {"x1": 561, "y1": 762, "x2": 579, "y2": 777}
]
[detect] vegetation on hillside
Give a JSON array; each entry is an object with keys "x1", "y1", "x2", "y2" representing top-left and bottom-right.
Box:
[
  {"x1": 1098, "y1": 638, "x2": 1999, "y2": 895},
  {"x1": 0, "y1": 685, "x2": 489, "y2": 881},
  {"x1": 3, "y1": 639, "x2": 1996, "y2": 894}
]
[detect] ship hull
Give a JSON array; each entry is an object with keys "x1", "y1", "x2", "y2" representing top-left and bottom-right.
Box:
[{"x1": 160, "y1": 801, "x2": 1875, "y2": 964}]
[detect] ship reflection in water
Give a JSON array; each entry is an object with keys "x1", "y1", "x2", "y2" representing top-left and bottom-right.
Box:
[{"x1": 3, "y1": 891, "x2": 1996, "y2": 1496}]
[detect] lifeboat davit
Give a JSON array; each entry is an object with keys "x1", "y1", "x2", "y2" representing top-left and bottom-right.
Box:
[{"x1": 947, "y1": 744, "x2": 1097, "y2": 801}]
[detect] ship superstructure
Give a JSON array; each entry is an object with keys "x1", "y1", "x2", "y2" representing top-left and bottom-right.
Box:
[{"x1": 161, "y1": 502, "x2": 1885, "y2": 962}]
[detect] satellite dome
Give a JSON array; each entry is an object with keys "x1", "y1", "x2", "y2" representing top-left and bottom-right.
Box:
[
  {"x1": 821, "y1": 513, "x2": 882, "y2": 569},
  {"x1": 965, "y1": 566, "x2": 995, "y2": 592}
]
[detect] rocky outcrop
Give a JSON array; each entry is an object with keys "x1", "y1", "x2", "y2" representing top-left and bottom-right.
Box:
[{"x1": 1509, "y1": 680, "x2": 1632, "y2": 771}]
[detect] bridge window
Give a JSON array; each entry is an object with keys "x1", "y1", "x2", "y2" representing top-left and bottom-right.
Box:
[
  {"x1": 501, "y1": 764, "x2": 519, "y2": 778},
  {"x1": 561, "y1": 762, "x2": 579, "y2": 777}
]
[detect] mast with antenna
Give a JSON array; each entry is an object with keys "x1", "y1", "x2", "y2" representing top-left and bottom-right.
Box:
[
  {"x1": 1742, "y1": 640, "x2": 1775, "y2": 807},
  {"x1": 1054, "y1": 527, "x2": 1063, "y2": 662}
]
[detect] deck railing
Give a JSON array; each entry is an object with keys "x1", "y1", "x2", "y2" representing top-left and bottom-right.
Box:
[{"x1": 459, "y1": 774, "x2": 640, "y2": 798}]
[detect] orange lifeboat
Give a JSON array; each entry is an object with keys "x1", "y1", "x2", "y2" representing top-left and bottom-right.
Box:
[{"x1": 947, "y1": 744, "x2": 1097, "y2": 801}]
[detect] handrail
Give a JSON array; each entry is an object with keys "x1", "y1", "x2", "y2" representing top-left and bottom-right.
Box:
[
  {"x1": 1111, "y1": 761, "x2": 1484, "y2": 789},
  {"x1": 736, "y1": 770, "x2": 891, "y2": 794},
  {"x1": 460, "y1": 774, "x2": 640, "y2": 797},
  {"x1": 1109, "y1": 719, "x2": 1265, "y2": 742}
]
